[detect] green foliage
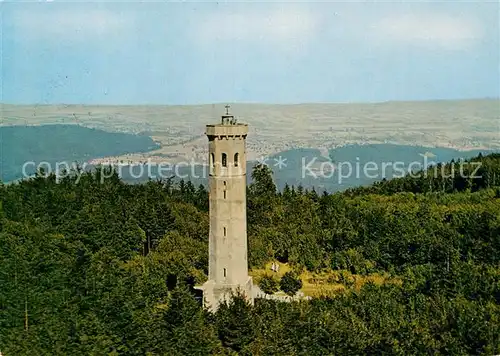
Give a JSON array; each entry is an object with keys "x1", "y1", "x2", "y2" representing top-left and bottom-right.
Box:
[
  {"x1": 1, "y1": 152, "x2": 500, "y2": 354},
  {"x1": 158, "y1": 287, "x2": 222, "y2": 355},
  {"x1": 346, "y1": 153, "x2": 500, "y2": 196},
  {"x1": 215, "y1": 292, "x2": 255, "y2": 354},
  {"x1": 249, "y1": 163, "x2": 276, "y2": 198},
  {"x1": 258, "y1": 274, "x2": 279, "y2": 294},
  {"x1": 279, "y1": 271, "x2": 303, "y2": 296}
]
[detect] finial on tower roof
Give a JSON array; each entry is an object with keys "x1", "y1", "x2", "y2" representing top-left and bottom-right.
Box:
[{"x1": 221, "y1": 104, "x2": 234, "y2": 125}]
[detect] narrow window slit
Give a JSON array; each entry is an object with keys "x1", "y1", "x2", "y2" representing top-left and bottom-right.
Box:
[{"x1": 234, "y1": 153, "x2": 239, "y2": 167}]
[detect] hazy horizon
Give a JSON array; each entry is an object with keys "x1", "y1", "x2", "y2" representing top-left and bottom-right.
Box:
[{"x1": 2, "y1": 97, "x2": 499, "y2": 107}]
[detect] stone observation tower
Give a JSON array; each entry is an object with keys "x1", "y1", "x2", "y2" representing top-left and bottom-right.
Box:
[{"x1": 197, "y1": 105, "x2": 254, "y2": 311}]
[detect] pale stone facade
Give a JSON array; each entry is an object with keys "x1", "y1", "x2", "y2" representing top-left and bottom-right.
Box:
[{"x1": 197, "y1": 108, "x2": 254, "y2": 311}]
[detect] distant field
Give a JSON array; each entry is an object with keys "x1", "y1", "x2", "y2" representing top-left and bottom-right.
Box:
[
  {"x1": 250, "y1": 262, "x2": 401, "y2": 297},
  {"x1": 2, "y1": 99, "x2": 499, "y2": 167},
  {"x1": 2, "y1": 99, "x2": 499, "y2": 188}
]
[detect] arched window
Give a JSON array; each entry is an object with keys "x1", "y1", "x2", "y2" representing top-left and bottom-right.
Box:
[
  {"x1": 222, "y1": 153, "x2": 227, "y2": 167},
  {"x1": 210, "y1": 153, "x2": 215, "y2": 168},
  {"x1": 223, "y1": 268, "x2": 227, "y2": 278},
  {"x1": 234, "y1": 152, "x2": 239, "y2": 167},
  {"x1": 223, "y1": 227, "x2": 226, "y2": 236}
]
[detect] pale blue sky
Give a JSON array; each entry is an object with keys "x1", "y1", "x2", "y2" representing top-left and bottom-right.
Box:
[{"x1": 2, "y1": 1, "x2": 499, "y2": 105}]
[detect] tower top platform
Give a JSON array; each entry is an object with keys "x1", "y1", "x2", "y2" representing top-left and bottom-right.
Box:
[
  {"x1": 205, "y1": 123, "x2": 248, "y2": 136},
  {"x1": 206, "y1": 104, "x2": 248, "y2": 136}
]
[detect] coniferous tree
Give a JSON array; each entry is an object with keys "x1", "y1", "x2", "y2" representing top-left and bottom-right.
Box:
[{"x1": 215, "y1": 292, "x2": 256, "y2": 353}]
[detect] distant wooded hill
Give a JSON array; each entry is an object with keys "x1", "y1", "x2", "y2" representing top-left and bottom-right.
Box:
[
  {"x1": 0, "y1": 125, "x2": 159, "y2": 182},
  {"x1": 114, "y1": 145, "x2": 497, "y2": 192}
]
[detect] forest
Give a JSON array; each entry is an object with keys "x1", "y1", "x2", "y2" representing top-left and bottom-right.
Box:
[{"x1": 0, "y1": 153, "x2": 499, "y2": 355}]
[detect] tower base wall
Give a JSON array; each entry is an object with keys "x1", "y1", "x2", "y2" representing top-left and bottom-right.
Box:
[{"x1": 196, "y1": 277, "x2": 254, "y2": 312}]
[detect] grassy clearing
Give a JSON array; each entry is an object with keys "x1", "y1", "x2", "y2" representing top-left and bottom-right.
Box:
[{"x1": 250, "y1": 262, "x2": 401, "y2": 297}]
